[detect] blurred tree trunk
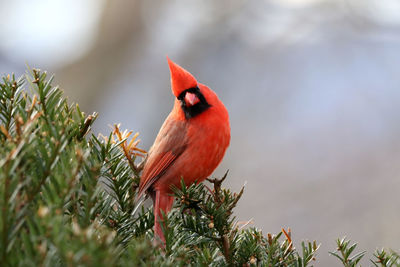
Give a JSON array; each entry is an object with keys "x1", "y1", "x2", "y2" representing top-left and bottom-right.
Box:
[{"x1": 56, "y1": 0, "x2": 163, "y2": 112}]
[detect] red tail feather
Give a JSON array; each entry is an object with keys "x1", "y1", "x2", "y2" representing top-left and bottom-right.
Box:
[{"x1": 153, "y1": 191, "x2": 174, "y2": 244}]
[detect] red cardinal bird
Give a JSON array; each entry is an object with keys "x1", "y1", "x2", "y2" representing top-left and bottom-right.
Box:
[{"x1": 137, "y1": 58, "x2": 230, "y2": 243}]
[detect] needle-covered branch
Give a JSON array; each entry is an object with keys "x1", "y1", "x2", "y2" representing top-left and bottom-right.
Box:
[{"x1": 0, "y1": 69, "x2": 395, "y2": 266}]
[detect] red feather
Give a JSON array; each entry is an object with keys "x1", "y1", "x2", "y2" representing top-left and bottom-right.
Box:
[
  {"x1": 137, "y1": 118, "x2": 188, "y2": 199},
  {"x1": 138, "y1": 58, "x2": 230, "y2": 244}
]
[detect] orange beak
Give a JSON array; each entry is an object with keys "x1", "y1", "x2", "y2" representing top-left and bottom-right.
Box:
[{"x1": 184, "y1": 92, "x2": 200, "y2": 106}]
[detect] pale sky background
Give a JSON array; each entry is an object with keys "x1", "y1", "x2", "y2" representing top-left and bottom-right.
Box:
[{"x1": 1, "y1": 0, "x2": 400, "y2": 265}]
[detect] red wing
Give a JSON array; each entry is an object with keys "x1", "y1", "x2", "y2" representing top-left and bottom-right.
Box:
[
  {"x1": 137, "y1": 117, "x2": 187, "y2": 198},
  {"x1": 137, "y1": 151, "x2": 180, "y2": 198}
]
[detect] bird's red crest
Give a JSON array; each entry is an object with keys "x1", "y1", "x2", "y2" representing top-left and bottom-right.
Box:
[{"x1": 167, "y1": 57, "x2": 197, "y2": 97}]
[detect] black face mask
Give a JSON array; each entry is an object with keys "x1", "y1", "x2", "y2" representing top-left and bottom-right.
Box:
[{"x1": 178, "y1": 87, "x2": 211, "y2": 119}]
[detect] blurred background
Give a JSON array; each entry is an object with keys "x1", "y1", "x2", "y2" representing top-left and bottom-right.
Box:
[{"x1": 1, "y1": 0, "x2": 400, "y2": 265}]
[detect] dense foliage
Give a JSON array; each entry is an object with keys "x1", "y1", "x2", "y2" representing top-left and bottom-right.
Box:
[{"x1": 0, "y1": 69, "x2": 398, "y2": 266}]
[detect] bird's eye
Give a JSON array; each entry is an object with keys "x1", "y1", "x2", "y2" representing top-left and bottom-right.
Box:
[{"x1": 184, "y1": 92, "x2": 200, "y2": 106}]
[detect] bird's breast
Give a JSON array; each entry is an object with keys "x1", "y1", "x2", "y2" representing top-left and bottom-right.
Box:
[
  {"x1": 178, "y1": 112, "x2": 230, "y2": 183},
  {"x1": 153, "y1": 106, "x2": 230, "y2": 193}
]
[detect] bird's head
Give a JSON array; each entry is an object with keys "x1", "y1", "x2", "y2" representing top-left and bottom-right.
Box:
[{"x1": 167, "y1": 57, "x2": 212, "y2": 119}]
